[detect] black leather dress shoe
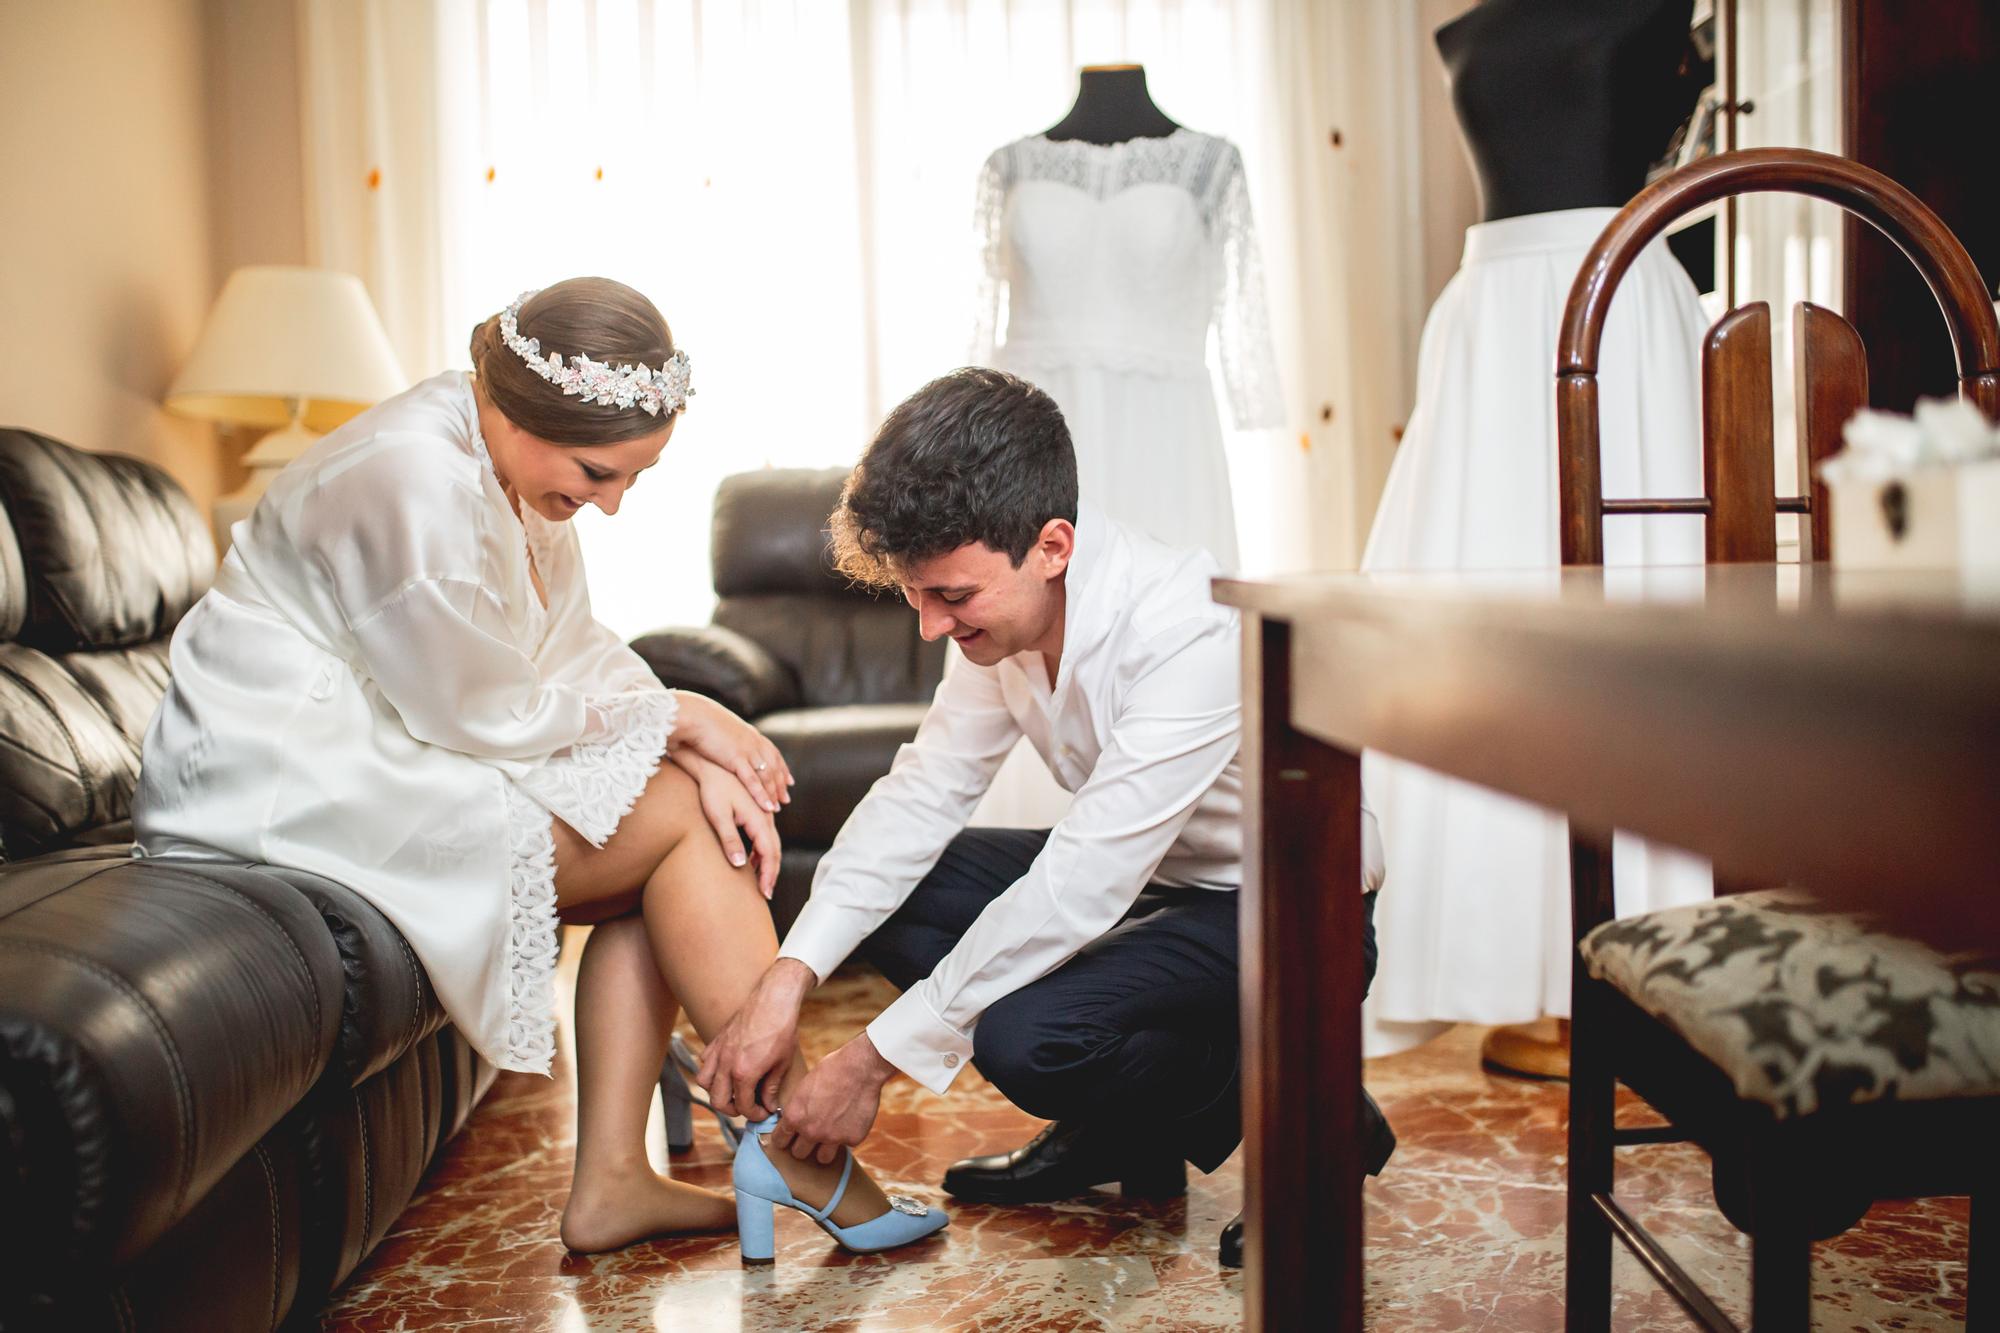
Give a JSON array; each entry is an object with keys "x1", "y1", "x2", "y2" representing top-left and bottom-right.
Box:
[
  {"x1": 943, "y1": 1119, "x2": 1188, "y2": 1205},
  {"x1": 1218, "y1": 1212, "x2": 1247, "y2": 1269},
  {"x1": 1218, "y1": 1091, "x2": 1397, "y2": 1268}
]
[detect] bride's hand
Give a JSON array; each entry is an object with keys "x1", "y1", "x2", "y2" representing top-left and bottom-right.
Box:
[
  {"x1": 668, "y1": 750, "x2": 781, "y2": 898},
  {"x1": 671, "y1": 693, "x2": 794, "y2": 813}
]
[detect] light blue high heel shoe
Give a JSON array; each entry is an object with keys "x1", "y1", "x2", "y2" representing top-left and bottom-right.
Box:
[{"x1": 732, "y1": 1113, "x2": 949, "y2": 1262}]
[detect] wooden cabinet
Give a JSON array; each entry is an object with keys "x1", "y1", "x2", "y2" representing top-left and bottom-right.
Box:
[{"x1": 1840, "y1": 0, "x2": 2000, "y2": 413}]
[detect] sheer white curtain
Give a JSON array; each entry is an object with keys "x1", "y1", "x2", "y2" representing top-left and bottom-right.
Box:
[{"x1": 303, "y1": 0, "x2": 1422, "y2": 638}]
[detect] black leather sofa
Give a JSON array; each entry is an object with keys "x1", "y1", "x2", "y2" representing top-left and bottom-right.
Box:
[
  {"x1": 0, "y1": 430, "x2": 494, "y2": 1331},
  {"x1": 630, "y1": 468, "x2": 947, "y2": 934}
]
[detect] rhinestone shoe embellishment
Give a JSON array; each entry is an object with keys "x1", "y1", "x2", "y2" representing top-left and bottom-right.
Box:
[{"x1": 888, "y1": 1194, "x2": 929, "y2": 1216}]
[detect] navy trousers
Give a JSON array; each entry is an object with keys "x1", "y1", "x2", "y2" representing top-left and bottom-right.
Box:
[{"x1": 861, "y1": 828, "x2": 1379, "y2": 1173}]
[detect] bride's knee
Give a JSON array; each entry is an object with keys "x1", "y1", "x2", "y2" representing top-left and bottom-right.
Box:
[{"x1": 630, "y1": 759, "x2": 704, "y2": 837}]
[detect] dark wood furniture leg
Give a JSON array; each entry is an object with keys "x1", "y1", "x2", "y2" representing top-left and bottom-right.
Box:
[
  {"x1": 1241, "y1": 616, "x2": 1366, "y2": 1332},
  {"x1": 1750, "y1": 1228, "x2": 1812, "y2": 1330},
  {"x1": 1971, "y1": 1177, "x2": 1992, "y2": 1330},
  {"x1": 1565, "y1": 831, "x2": 1618, "y2": 1333}
]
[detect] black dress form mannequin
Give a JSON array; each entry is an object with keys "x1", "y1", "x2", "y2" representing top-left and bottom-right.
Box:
[
  {"x1": 1436, "y1": 0, "x2": 1699, "y2": 222},
  {"x1": 1424, "y1": 0, "x2": 1702, "y2": 1087},
  {"x1": 1043, "y1": 64, "x2": 1180, "y2": 145}
]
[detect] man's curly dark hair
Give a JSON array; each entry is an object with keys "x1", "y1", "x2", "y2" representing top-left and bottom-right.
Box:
[{"x1": 831, "y1": 368, "x2": 1078, "y2": 589}]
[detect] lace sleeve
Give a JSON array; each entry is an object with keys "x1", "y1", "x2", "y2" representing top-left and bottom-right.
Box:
[
  {"x1": 970, "y1": 148, "x2": 1010, "y2": 365},
  {"x1": 1214, "y1": 148, "x2": 1285, "y2": 430}
]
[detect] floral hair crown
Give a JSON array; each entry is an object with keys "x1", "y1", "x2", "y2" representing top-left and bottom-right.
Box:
[{"x1": 498, "y1": 290, "x2": 693, "y2": 416}]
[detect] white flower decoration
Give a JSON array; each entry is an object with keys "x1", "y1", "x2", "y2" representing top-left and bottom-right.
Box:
[
  {"x1": 498, "y1": 290, "x2": 692, "y2": 416},
  {"x1": 1913, "y1": 395, "x2": 2000, "y2": 462},
  {"x1": 1821, "y1": 396, "x2": 2000, "y2": 483}
]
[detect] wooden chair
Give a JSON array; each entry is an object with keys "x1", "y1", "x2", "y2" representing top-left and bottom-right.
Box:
[{"x1": 1555, "y1": 148, "x2": 2000, "y2": 1331}]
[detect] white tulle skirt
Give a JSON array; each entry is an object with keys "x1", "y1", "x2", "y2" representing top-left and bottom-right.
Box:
[{"x1": 1359, "y1": 207, "x2": 1716, "y2": 1052}]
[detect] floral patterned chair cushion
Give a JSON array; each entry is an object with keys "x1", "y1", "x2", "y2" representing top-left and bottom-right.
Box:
[{"x1": 1581, "y1": 890, "x2": 2000, "y2": 1118}]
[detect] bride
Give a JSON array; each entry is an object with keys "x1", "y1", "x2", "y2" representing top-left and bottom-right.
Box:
[{"x1": 132, "y1": 277, "x2": 944, "y2": 1257}]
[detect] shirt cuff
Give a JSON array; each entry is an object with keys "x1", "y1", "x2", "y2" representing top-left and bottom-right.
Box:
[
  {"x1": 866, "y1": 987, "x2": 976, "y2": 1095},
  {"x1": 775, "y1": 897, "x2": 860, "y2": 984}
]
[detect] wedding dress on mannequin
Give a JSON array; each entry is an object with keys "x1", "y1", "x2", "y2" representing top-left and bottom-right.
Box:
[
  {"x1": 1360, "y1": 0, "x2": 1715, "y2": 1061},
  {"x1": 965, "y1": 66, "x2": 1283, "y2": 828}
]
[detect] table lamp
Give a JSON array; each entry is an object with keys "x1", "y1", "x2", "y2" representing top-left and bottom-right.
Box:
[{"x1": 169, "y1": 266, "x2": 406, "y2": 548}]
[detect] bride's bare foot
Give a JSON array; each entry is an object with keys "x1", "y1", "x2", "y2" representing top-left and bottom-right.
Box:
[
  {"x1": 764, "y1": 1143, "x2": 897, "y2": 1228},
  {"x1": 560, "y1": 1166, "x2": 737, "y2": 1253}
]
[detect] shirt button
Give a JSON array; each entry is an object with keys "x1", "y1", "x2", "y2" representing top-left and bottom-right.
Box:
[{"x1": 943, "y1": 1053, "x2": 960, "y2": 1068}]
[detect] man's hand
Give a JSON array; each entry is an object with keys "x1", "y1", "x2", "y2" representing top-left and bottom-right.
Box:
[
  {"x1": 767, "y1": 1033, "x2": 897, "y2": 1164},
  {"x1": 696, "y1": 958, "x2": 815, "y2": 1118}
]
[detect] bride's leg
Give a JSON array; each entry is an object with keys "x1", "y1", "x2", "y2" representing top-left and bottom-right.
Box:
[
  {"x1": 556, "y1": 913, "x2": 735, "y2": 1253},
  {"x1": 554, "y1": 762, "x2": 895, "y2": 1229},
  {"x1": 634, "y1": 800, "x2": 898, "y2": 1227}
]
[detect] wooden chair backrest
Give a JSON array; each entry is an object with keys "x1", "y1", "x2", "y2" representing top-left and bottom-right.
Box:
[{"x1": 1555, "y1": 148, "x2": 2000, "y2": 567}]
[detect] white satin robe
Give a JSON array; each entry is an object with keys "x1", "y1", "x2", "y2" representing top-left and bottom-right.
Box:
[{"x1": 134, "y1": 371, "x2": 676, "y2": 1074}]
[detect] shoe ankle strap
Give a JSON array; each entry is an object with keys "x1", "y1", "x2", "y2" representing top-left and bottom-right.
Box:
[
  {"x1": 743, "y1": 1112, "x2": 856, "y2": 1222},
  {"x1": 814, "y1": 1151, "x2": 855, "y2": 1223}
]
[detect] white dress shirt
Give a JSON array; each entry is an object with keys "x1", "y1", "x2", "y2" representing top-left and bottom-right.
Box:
[{"x1": 780, "y1": 504, "x2": 1385, "y2": 1093}]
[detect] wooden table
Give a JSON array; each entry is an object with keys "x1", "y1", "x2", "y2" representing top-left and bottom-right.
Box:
[{"x1": 1213, "y1": 564, "x2": 2000, "y2": 1331}]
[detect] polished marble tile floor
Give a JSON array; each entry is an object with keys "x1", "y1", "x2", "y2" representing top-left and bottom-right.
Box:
[{"x1": 319, "y1": 931, "x2": 1968, "y2": 1330}]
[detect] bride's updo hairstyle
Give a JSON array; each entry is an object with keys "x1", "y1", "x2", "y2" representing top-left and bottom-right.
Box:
[{"x1": 468, "y1": 276, "x2": 680, "y2": 446}]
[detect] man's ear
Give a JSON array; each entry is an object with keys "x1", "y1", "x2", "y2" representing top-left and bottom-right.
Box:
[{"x1": 1034, "y1": 518, "x2": 1076, "y2": 580}]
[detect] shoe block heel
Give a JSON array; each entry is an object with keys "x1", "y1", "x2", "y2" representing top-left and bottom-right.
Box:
[
  {"x1": 1119, "y1": 1158, "x2": 1187, "y2": 1199},
  {"x1": 737, "y1": 1193, "x2": 776, "y2": 1264}
]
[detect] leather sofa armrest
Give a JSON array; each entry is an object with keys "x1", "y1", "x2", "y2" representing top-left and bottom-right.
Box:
[
  {"x1": 0, "y1": 851, "x2": 343, "y2": 1271},
  {"x1": 628, "y1": 625, "x2": 801, "y2": 719}
]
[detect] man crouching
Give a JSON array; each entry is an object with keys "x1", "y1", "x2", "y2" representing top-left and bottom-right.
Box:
[{"x1": 697, "y1": 367, "x2": 1392, "y2": 1265}]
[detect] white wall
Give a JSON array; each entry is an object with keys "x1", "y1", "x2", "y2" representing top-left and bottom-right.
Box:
[
  {"x1": 0, "y1": 0, "x2": 310, "y2": 517},
  {"x1": 0, "y1": 0, "x2": 222, "y2": 511}
]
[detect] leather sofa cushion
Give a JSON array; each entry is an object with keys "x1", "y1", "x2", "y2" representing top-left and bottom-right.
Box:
[
  {"x1": 0, "y1": 642, "x2": 162, "y2": 860},
  {"x1": 0, "y1": 430, "x2": 213, "y2": 653},
  {"x1": 0, "y1": 496, "x2": 23, "y2": 640},
  {"x1": 258, "y1": 870, "x2": 449, "y2": 1088},
  {"x1": 58, "y1": 640, "x2": 172, "y2": 741},
  {"x1": 716, "y1": 595, "x2": 945, "y2": 710},
  {"x1": 710, "y1": 467, "x2": 850, "y2": 598},
  {"x1": 770, "y1": 847, "x2": 822, "y2": 942},
  {"x1": 0, "y1": 847, "x2": 344, "y2": 1269},
  {"x1": 629, "y1": 623, "x2": 801, "y2": 719},
  {"x1": 16, "y1": 850, "x2": 454, "y2": 1091},
  {"x1": 761, "y1": 703, "x2": 930, "y2": 846},
  {"x1": 15, "y1": 1116, "x2": 314, "y2": 1333},
  {"x1": 10, "y1": 1026, "x2": 495, "y2": 1331}
]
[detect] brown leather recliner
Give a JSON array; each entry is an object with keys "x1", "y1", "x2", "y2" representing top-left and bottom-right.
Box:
[
  {"x1": 0, "y1": 429, "x2": 494, "y2": 1331},
  {"x1": 629, "y1": 468, "x2": 947, "y2": 935}
]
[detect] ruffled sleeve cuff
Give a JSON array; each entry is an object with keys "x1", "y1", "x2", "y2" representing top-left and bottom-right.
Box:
[{"x1": 514, "y1": 688, "x2": 678, "y2": 848}]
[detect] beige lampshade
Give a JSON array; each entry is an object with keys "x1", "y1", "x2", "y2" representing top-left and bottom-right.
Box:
[{"x1": 168, "y1": 266, "x2": 406, "y2": 436}]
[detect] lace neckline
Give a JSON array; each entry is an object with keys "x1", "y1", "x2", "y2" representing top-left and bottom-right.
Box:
[
  {"x1": 1027, "y1": 126, "x2": 1198, "y2": 154},
  {"x1": 990, "y1": 127, "x2": 1235, "y2": 215}
]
